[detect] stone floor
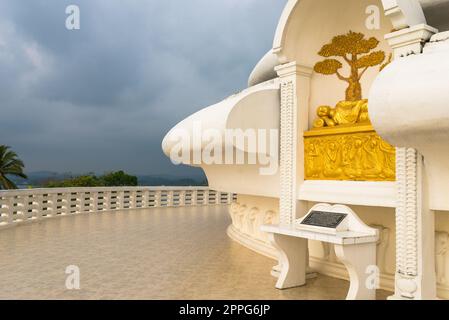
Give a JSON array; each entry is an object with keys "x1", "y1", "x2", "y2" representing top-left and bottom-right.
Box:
[{"x1": 0, "y1": 205, "x2": 390, "y2": 300}]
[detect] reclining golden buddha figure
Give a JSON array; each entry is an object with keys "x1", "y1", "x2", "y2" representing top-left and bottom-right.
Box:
[{"x1": 313, "y1": 99, "x2": 370, "y2": 128}]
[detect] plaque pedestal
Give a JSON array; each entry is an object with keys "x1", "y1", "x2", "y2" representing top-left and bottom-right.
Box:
[{"x1": 261, "y1": 204, "x2": 379, "y2": 300}]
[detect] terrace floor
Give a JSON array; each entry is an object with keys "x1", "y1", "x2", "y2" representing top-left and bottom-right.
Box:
[{"x1": 0, "y1": 205, "x2": 390, "y2": 300}]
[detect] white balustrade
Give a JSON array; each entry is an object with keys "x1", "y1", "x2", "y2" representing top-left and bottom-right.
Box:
[{"x1": 0, "y1": 187, "x2": 234, "y2": 229}]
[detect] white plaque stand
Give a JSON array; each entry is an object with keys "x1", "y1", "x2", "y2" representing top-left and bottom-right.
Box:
[{"x1": 261, "y1": 204, "x2": 379, "y2": 300}]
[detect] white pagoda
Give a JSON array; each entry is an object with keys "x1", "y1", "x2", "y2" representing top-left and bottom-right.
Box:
[{"x1": 163, "y1": 0, "x2": 449, "y2": 300}]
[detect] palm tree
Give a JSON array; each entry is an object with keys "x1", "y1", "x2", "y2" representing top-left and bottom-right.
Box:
[{"x1": 0, "y1": 145, "x2": 28, "y2": 190}]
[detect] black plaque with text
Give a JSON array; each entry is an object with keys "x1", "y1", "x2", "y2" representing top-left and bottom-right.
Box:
[{"x1": 301, "y1": 211, "x2": 347, "y2": 229}]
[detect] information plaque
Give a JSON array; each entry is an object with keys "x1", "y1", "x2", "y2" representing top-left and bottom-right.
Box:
[{"x1": 300, "y1": 211, "x2": 348, "y2": 229}]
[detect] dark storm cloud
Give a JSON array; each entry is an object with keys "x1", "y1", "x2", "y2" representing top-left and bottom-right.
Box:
[{"x1": 0, "y1": 0, "x2": 286, "y2": 175}]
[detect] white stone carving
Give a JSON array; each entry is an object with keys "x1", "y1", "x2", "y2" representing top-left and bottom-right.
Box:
[
  {"x1": 381, "y1": 0, "x2": 427, "y2": 30},
  {"x1": 278, "y1": 78, "x2": 296, "y2": 227},
  {"x1": 247, "y1": 207, "x2": 260, "y2": 235},
  {"x1": 248, "y1": 50, "x2": 280, "y2": 87},
  {"x1": 436, "y1": 231, "x2": 449, "y2": 284},
  {"x1": 394, "y1": 148, "x2": 419, "y2": 298},
  {"x1": 371, "y1": 224, "x2": 391, "y2": 274}
]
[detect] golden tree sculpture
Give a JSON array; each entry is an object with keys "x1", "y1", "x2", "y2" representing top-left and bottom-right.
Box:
[{"x1": 314, "y1": 31, "x2": 386, "y2": 101}]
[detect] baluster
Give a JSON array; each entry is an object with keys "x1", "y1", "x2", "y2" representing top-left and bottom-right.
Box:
[
  {"x1": 22, "y1": 194, "x2": 31, "y2": 221},
  {"x1": 118, "y1": 191, "x2": 125, "y2": 210},
  {"x1": 167, "y1": 191, "x2": 174, "y2": 207},
  {"x1": 204, "y1": 190, "x2": 210, "y2": 206},
  {"x1": 142, "y1": 190, "x2": 149, "y2": 208},
  {"x1": 64, "y1": 192, "x2": 72, "y2": 215},
  {"x1": 154, "y1": 191, "x2": 161, "y2": 207},
  {"x1": 216, "y1": 191, "x2": 221, "y2": 205},
  {"x1": 78, "y1": 191, "x2": 85, "y2": 214},
  {"x1": 49, "y1": 193, "x2": 58, "y2": 217},
  {"x1": 35, "y1": 194, "x2": 44, "y2": 220},
  {"x1": 7, "y1": 196, "x2": 15, "y2": 224},
  {"x1": 16, "y1": 195, "x2": 26, "y2": 221},
  {"x1": 179, "y1": 191, "x2": 186, "y2": 207},
  {"x1": 191, "y1": 190, "x2": 197, "y2": 206},
  {"x1": 130, "y1": 190, "x2": 136, "y2": 209},
  {"x1": 91, "y1": 191, "x2": 98, "y2": 213},
  {"x1": 103, "y1": 191, "x2": 111, "y2": 211}
]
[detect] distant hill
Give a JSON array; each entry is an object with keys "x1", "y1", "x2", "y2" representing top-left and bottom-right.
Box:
[{"x1": 137, "y1": 174, "x2": 208, "y2": 187}]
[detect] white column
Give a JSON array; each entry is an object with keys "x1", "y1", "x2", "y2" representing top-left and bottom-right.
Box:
[
  {"x1": 275, "y1": 62, "x2": 312, "y2": 226},
  {"x1": 391, "y1": 148, "x2": 436, "y2": 300},
  {"x1": 381, "y1": 25, "x2": 437, "y2": 300}
]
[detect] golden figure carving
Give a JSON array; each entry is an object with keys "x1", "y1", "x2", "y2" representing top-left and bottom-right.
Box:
[
  {"x1": 305, "y1": 31, "x2": 395, "y2": 182},
  {"x1": 314, "y1": 31, "x2": 386, "y2": 101},
  {"x1": 304, "y1": 126, "x2": 396, "y2": 181},
  {"x1": 313, "y1": 99, "x2": 370, "y2": 129}
]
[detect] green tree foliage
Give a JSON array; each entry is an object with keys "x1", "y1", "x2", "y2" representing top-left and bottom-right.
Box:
[
  {"x1": 44, "y1": 171, "x2": 138, "y2": 188},
  {"x1": 101, "y1": 171, "x2": 138, "y2": 187},
  {"x1": 0, "y1": 145, "x2": 28, "y2": 190}
]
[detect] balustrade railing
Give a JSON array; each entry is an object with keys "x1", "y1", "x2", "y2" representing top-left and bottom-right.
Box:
[{"x1": 0, "y1": 187, "x2": 236, "y2": 229}]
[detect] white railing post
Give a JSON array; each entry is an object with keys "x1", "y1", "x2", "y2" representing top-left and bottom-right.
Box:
[
  {"x1": 118, "y1": 191, "x2": 125, "y2": 210},
  {"x1": 142, "y1": 189, "x2": 149, "y2": 208},
  {"x1": 216, "y1": 192, "x2": 221, "y2": 205},
  {"x1": 49, "y1": 193, "x2": 58, "y2": 217},
  {"x1": 179, "y1": 191, "x2": 186, "y2": 207},
  {"x1": 78, "y1": 191, "x2": 85, "y2": 214},
  {"x1": 7, "y1": 196, "x2": 14, "y2": 224},
  {"x1": 191, "y1": 190, "x2": 197, "y2": 206},
  {"x1": 91, "y1": 191, "x2": 98, "y2": 213},
  {"x1": 154, "y1": 190, "x2": 161, "y2": 207},
  {"x1": 0, "y1": 187, "x2": 235, "y2": 229},
  {"x1": 204, "y1": 190, "x2": 210, "y2": 206},
  {"x1": 35, "y1": 194, "x2": 44, "y2": 219},
  {"x1": 167, "y1": 191, "x2": 174, "y2": 207},
  {"x1": 64, "y1": 192, "x2": 72, "y2": 215}
]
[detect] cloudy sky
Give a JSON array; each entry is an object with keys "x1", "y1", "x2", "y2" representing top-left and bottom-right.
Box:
[{"x1": 0, "y1": 0, "x2": 285, "y2": 177}]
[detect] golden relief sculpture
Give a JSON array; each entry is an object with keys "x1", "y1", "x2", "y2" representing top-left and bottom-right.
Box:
[
  {"x1": 305, "y1": 127, "x2": 396, "y2": 181},
  {"x1": 305, "y1": 31, "x2": 396, "y2": 182}
]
